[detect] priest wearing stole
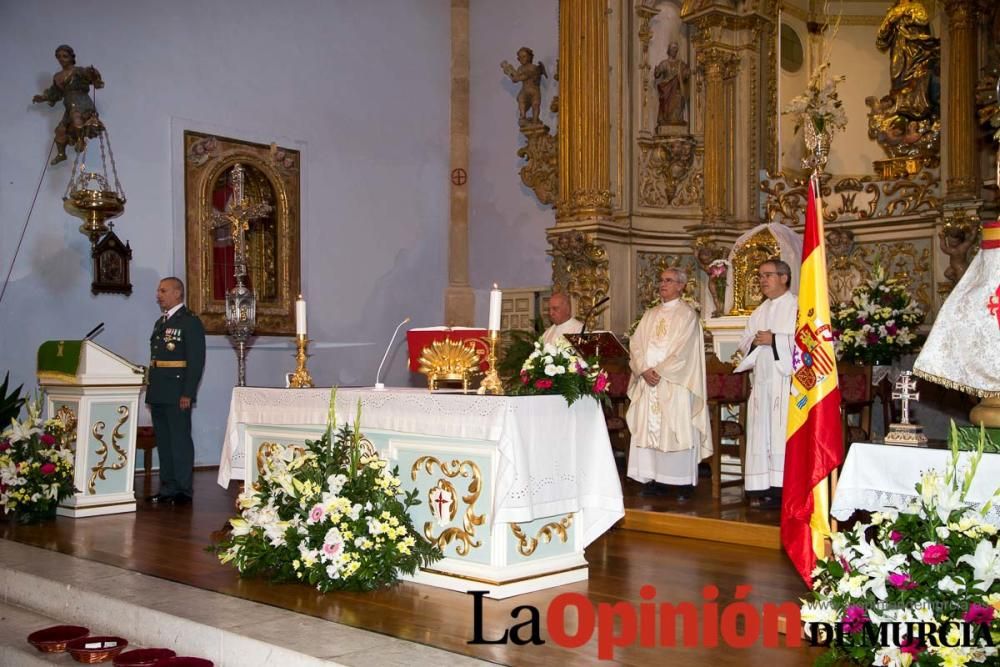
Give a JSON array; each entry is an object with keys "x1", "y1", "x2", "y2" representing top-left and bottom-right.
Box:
[
  {"x1": 541, "y1": 292, "x2": 583, "y2": 347},
  {"x1": 737, "y1": 260, "x2": 796, "y2": 509},
  {"x1": 626, "y1": 268, "x2": 712, "y2": 499}
]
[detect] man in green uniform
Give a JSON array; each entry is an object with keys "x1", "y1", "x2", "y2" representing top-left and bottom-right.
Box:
[{"x1": 146, "y1": 277, "x2": 205, "y2": 505}]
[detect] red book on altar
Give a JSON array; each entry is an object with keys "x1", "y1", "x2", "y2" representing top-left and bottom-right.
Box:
[{"x1": 406, "y1": 327, "x2": 490, "y2": 372}]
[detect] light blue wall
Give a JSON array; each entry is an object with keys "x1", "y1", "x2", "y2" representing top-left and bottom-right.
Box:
[
  {"x1": 0, "y1": 0, "x2": 450, "y2": 467},
  {"x1": 469, "y1": 0, "x2": 558, "y2": 322}
]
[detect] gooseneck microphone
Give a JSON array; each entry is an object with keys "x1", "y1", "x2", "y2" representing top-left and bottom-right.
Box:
[
  {"x1": 84, "y1": 322, "x2": 105, "y2": 340},
  {"x1": 373, "y1": 316, "x2": 411, "y2": 391},
  {"x1": 580, "y1": 296, "x2": 610, "y2": 337}
]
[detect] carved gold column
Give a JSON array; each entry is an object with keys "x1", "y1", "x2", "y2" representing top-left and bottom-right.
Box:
[
  {"x1": 697, "y1": 47, "x2": 739, "y2": 225},
  {"x1": 555, "y1": 0, "x2": 612, "y2": 224},
  {"x1": 943, "y1": 0, "x2": 981, "y2": 199},
  {"x1": 445, "y1": 0, "x2": 474, "y2": 325}
]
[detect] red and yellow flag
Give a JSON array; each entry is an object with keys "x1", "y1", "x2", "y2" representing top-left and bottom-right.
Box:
[{"x1": 782, "y1": 174, "x2": 844, "y2": 586}]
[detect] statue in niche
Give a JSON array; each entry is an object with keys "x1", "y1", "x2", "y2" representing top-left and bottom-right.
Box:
[
  {"x1": 939, "y1": 224, "x2": 977, "y2": 286},
  {"x1": 654, "y1": 42, "x2": 690, "y2": 130},
  {"x1": 501, "y1": 47, "x2": 547, "y2": 125},
  {"x1": 32, "y1": 45, "x2": 105, "y2": 165},
  {"x1": 866, "y1": 0, "x2": 940, "y2": 159}
]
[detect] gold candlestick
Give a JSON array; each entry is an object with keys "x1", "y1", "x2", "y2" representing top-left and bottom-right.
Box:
[
  {"x1": 288, "y1": 334, "x2": 314, "y2": 388},
  {"x1": 477, "y1": 330, "x2": 504, "y2": 395}
]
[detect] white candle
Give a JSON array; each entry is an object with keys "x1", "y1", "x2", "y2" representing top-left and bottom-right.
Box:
[
  {"x1": 295, "y1": 295, "x2": 307, "y2": 336},
  {"x1": 488, "y1": 284, "x2": 502, "y2": 332}
]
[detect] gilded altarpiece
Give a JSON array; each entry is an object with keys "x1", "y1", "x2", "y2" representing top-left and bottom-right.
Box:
[{"x1": 184, "y1": 131, "x2": 301, "y2": 335}]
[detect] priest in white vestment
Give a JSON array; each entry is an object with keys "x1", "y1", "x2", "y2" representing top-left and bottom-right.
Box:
[
  {"x1": 625, "y1": 268, "x2": 712, "y2": 499},
  {"x1": 737, "y1": 259, "x2": 797, "y2": 507},
  {"x1": 541, "y1": 292, "x2": 583, "y2": 347}
]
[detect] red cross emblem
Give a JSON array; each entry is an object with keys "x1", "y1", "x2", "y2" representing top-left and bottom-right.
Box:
[
  {"x1": 989, "y1": 284, "x2": 1000, "y2": 331},
  {"x1": 429, "y1": 486, "x2": 453, "y2": 524}
]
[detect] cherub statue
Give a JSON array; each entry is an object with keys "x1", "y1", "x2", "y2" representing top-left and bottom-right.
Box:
[
  {"x1": 501, "y1": 47, "x2": 547, "y2": 125},
  {"x1": 939, "y1": 224, "x2": 977, "y2": 285},
  {"x1": 32, "y1": 45, "x2": 104, "y2": 165}
]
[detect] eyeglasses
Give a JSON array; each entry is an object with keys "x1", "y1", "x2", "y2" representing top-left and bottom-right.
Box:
[
  {"x1": 757, "y1": 271, "x2": 780, "y2": 279},
  {"x1": 660, "y1": 278, "x2": 683, "y2": 284}
]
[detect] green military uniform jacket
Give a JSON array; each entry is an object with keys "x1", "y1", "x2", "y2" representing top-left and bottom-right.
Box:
[{"x1": 147, "y1": 305, "x2": 206, "y2": 405}]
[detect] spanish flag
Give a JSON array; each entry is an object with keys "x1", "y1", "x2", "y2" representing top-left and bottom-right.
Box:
[{"x1": 782, "y1": 174, "x2": 844, "y2": 586}]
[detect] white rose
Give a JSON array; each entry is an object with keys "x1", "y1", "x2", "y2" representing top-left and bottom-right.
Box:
[{"x1": 544, "y1": 364, "x2": 559, "y2": 377}]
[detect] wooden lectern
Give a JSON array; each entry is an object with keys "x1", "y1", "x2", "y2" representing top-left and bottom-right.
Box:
[{"x1": 565, "y1": 332, "x2": 631, "y2": 459}]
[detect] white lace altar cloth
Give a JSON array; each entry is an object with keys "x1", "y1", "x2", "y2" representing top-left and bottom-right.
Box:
[
  {"x1": 831, "y1": 442, "x2": 1000, "y2": 526},
  {"x1": 218, "y1": 387, "x2": 625, "y2": 546}
]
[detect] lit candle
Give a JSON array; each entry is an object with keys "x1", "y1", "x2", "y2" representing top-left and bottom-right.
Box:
[
  {"x1": 295, "y1": 294, "x2": 307, "y2": 336},
  {"x1": 488, "y1": 283, "x2": 502, "y2": 332}
]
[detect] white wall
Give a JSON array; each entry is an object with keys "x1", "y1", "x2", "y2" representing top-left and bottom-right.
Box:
[
  {"x1": 0, "y1": 0, "x2": 451, "y2": 467},
  {"x1": 468, "y1": 0, "x2": 558, "y2": 323}
]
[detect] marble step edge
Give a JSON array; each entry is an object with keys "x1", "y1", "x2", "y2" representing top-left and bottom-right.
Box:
[{"x1": 0, "y1": 542, "x2": 342, "y2": 667}]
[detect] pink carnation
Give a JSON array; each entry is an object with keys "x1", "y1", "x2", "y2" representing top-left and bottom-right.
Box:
[
  {"x1": 534, "y1": 379, "x2": 553, "y2": 390},
  {"x1": 594, "y1": 372, "x2": 609, "y2": 393},
  {"x1": 889, "y1": 530, "x2": 903, "y2": 543},
  {"x1": 921, "y1": 544, "x2": 949, "y2": 565},
  {"x1": 40, "y1": 462, "x2": 57, "y2": 476},
  {"x1": 964, "y1": 604, "x2": 995, "y2": 625},
  {"x1": 40, "y1": 434, "x2": 57, "y2": 446},
  {"x1": 887, "y1": 572, "x2": 918, "y2": 590}
]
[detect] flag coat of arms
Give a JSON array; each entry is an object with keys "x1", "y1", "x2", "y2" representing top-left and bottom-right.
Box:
[{"x1": 782, "y1": 174, "x2": 844, "y2": 585}]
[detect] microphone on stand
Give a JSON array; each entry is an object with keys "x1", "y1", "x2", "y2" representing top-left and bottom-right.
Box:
[
  {"x1": 84, "y1": 322, "x2": 105, "y2": 340},
  {"x1": 373, "y1": 316, "x2": 411, "y2": 391},
  {"x1": 580, "y1": 297, "x2": 610, "y2": 337}
]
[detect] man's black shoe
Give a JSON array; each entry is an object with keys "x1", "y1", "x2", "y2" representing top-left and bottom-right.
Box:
[
  {"x1": 146, "y1": 493, "x2": 173, "y2": 504},
  {"x1": 170, "y1": 494, "x2": 192, "y2": 506},
  {"x1": 674, "y1": 484, "x2": 695, "y2": 501},
  {"x1": 758, "y1": 494, "x2": 782, "y2": 510},
  {"x1": 639, "y1": 482, "x2": 670, "y2": 497}
]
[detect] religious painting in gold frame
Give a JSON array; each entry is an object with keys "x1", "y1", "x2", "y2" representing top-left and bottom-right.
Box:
[{"x1": 183, "y1": 130, "x2": 301, "y2": 335}]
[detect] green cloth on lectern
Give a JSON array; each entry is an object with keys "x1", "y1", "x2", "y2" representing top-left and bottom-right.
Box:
[{"x1": 37, "y1": 341, "x2": 83, "y2": 382}]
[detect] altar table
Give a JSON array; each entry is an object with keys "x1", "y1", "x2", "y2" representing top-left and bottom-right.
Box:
[
  {"x1": 831, "y1": 442, "x2": 1000, "y2": 526},
  {"x1": 218, "y1": 387, "x2": 625, "y2": 597}
]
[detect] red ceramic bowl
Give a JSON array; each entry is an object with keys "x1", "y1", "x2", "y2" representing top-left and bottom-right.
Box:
[
  {"x1": 26, "y1": 625, "x2": 90, "y2": 652},
  {"x1": 153, "y1": 658, "x2": 213, "y2": 667},
  {"x1": 114, "y1": 648, "x2": 177, "y2": 666},
  {"x1": 66, "y1": 635, "x2": 129, "y2": 663}
]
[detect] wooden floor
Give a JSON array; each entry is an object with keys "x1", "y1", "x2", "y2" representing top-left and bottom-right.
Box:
[{"x1": 1, "y1": 470, "x2": 821, "y2": 666}]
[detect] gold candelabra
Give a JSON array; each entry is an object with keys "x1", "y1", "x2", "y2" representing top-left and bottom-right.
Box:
[
  {"x1": 288, "y1": 335, "x2": 314, "y2": 388},
  {"x1": 476, "y1": 330, "x2": 504, "y2": 395}
]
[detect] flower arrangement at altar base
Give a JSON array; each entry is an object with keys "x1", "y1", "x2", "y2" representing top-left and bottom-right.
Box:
[
  {"x1": 510, "y1": 338, "x2": 610, "y2": 406},
  {"x1": 832, "y1": 264, "x2": 926, "y2": 365},
  {"x1": 215, "y1": 389, "x2": 441, "y2": 592},
  {"x1": 802, "y1": 424, "x2": 1000, "y2": 667},
  {"x1": 0, "y1": 399, "x2": 76, "y2": 524}
]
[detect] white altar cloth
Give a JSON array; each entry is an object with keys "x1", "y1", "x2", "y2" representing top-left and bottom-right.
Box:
[
  {"x1": 218, "y1": 387, "x2": 624, "y2": 546},
  {"x1": 831, "y1": 442, "x2": 1000, "y2": 525}
]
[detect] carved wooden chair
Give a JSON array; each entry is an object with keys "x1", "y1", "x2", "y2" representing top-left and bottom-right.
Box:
[
  {"x1": 705, "y1": 353, "x2": 751, "y2": 499},
  {"x1": 838, "y1": 363, "x2": 874, "y2": 452}
]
